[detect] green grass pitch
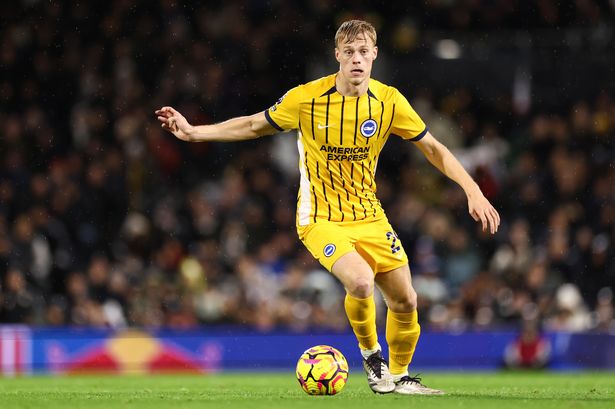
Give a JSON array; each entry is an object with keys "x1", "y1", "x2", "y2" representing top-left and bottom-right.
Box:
[{"x1": 0, "y1": 372, "x2": 613, "y2": 409}]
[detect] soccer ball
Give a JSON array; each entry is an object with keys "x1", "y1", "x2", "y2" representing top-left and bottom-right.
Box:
[{"x1": 295, "y1": 345, "x2": 349, "y2": 395}]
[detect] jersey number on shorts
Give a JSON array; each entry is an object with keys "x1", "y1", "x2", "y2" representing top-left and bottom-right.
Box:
[{"x1": 386, "y1": 231, "x2": 401, "y2": 254}]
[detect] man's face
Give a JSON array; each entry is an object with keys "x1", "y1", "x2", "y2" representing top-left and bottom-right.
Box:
[{"x1": 335, "y1": 33, "x2": 378, "y2": 86}]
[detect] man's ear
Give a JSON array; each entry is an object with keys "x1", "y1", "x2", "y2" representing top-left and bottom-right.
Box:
[
  {"x1": 335, "y1": 48, "x2": 340, "y2": 63},
  {"x1": 373, "y1": 46, "x2": 378, "y2": 60}
]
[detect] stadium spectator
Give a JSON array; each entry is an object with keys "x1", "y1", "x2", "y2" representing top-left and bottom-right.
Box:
[
  {"x1": 504, "y1": 319, "x2": 552, "y2": 369},
  {"x1": 1, "y1": 267, "x2": 35, "y2": 323}
]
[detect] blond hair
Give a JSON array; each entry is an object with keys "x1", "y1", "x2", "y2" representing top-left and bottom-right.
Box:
[{"x1": 334, "y1": 20, "x2": 377, "y2": 48}]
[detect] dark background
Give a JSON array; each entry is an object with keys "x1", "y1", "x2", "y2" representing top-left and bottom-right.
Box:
[{"x1": 1, "y1": 0, "x2": 614, "y2": 333}]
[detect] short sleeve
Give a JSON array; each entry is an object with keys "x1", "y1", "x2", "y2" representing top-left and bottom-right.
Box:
[
  {"x1": 390, "y1": 89, "x2": 428, "y2": 141},
  {"x1": 265, "y1": 86, "x2": 302, "y2": 132}
]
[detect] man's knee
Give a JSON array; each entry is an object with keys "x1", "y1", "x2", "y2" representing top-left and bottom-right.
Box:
[
  {"x1": 331, "y1": 251, "x2": 375, "y2": 298},
  {"x1": 347, "y1": 276, "x2": 374, "y2": 298},
  {"x1": 388, "y1": 288, "x2": 418, "y2": 312}
]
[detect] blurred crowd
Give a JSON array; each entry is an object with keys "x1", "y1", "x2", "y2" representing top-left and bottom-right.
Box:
[{"x1": 1, "y1": 1, "x2": 614, "y2": 334}]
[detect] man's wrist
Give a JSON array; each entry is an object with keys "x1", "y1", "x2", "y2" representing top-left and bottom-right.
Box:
[
  {"x1": 184, "y1": 124, "x2": 197, "y2": 141},
  {"x1": 465, "y1": 184, "x2": 482, "y2": 199}
]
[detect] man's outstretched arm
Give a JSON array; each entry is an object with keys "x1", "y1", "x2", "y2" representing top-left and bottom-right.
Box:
[
  {"x1": 155, "y1": 106, "x2": 277, "y2": 142},
  {"x1": 413, "y1": 131, "x2": 501, "y2": 234}
]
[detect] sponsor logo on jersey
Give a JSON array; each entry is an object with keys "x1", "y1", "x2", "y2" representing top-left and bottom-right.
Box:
[
  {"x1": 360, "y1": 119, "x2": 378, "y2": 138},
  {"x1": 323, "y1": 244, "x2": 336, "y2": 257},
  {"x1": 320, "y1": 145, "x2": 370, "y2": 161}
]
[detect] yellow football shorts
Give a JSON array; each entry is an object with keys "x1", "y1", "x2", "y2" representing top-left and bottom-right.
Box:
[{"x1": 297, "y1": 216, "x2": 409, "y2": 273}]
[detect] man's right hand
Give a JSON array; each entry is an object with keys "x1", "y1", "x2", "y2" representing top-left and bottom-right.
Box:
[{"x1": 155, "y1": 106, "x2": 194, "y2": 141}]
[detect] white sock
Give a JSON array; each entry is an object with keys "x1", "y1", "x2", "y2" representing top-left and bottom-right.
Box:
[
  {"x1": 391, "y1": 372, "x2": 409, "y2": 382},
  {"x1": 360, "y1": 343, "x2": 382, "y2": 360}
]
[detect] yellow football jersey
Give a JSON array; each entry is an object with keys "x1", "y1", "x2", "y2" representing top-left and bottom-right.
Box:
[{"x1": 265, "y1": 73, "x2": 427, "y2": 226}]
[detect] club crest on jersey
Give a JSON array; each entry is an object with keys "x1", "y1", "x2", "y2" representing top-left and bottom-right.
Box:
[
  {"x1": 360, "y1": 119, "x2": 378, "y2": 138},
  {"x1": 323, "y1": 244, "x2": 336, "y2": 257}
]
